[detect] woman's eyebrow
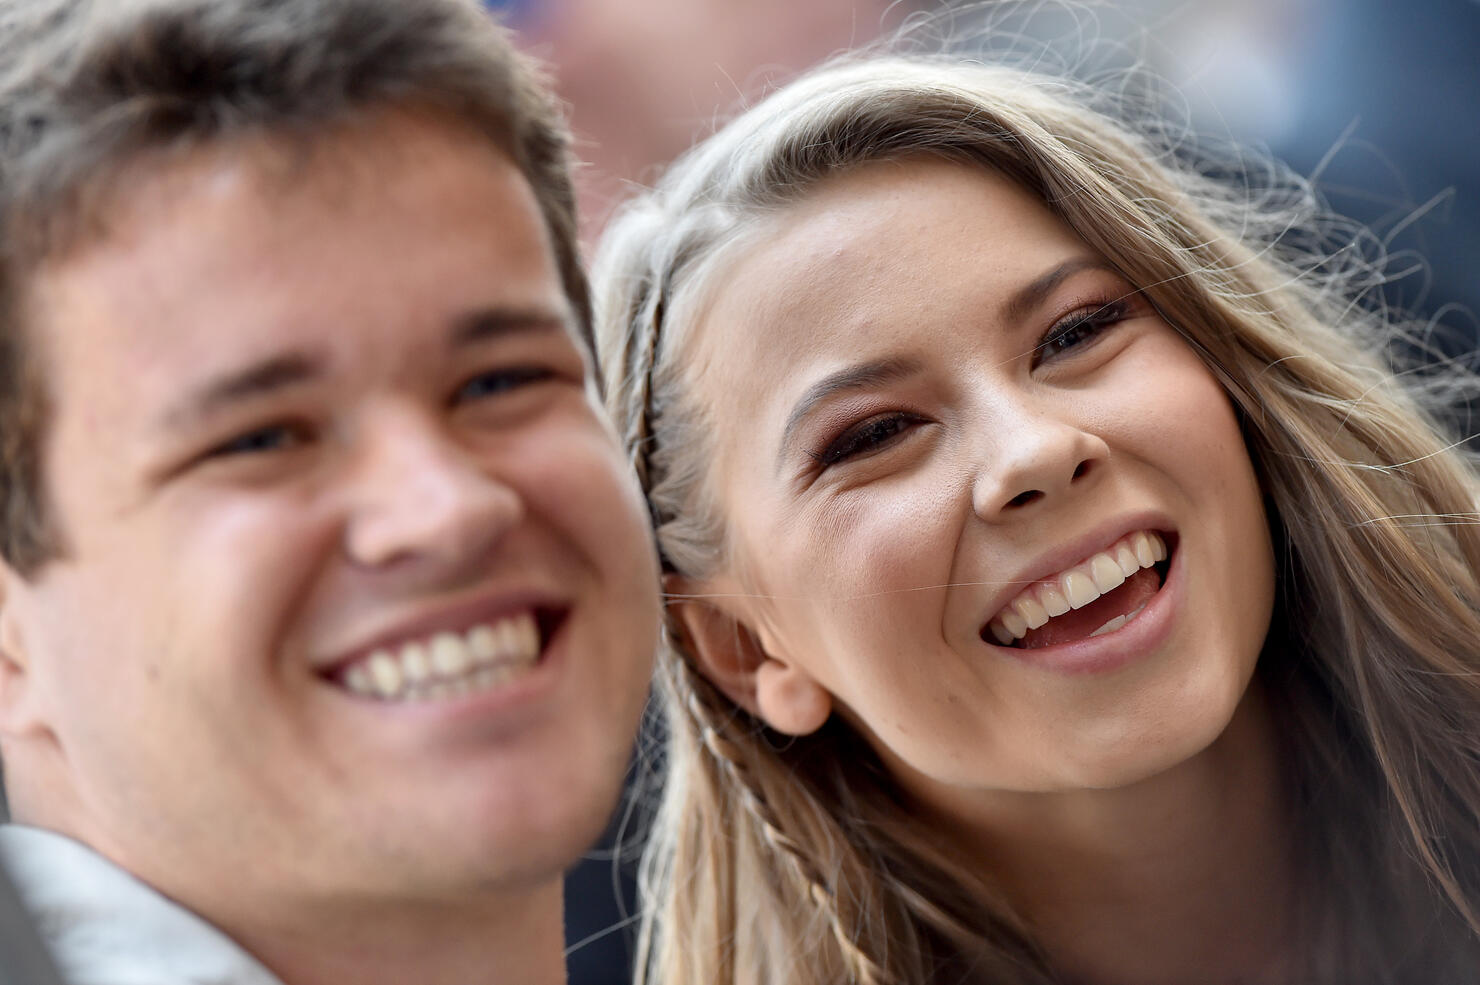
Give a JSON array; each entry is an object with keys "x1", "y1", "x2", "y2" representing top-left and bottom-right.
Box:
[
  {"x1": 1003, "y1": 256, "x2": 1118, "y2": 324},
  {"x1": 779, "y1": 356, "x2": 922, "y2": 467}
]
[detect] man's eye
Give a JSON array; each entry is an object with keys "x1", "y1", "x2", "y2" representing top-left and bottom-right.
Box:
[
  {"x1": 816, "y1": 413, "x2": 923, "y2": 467},
  {"x1": 204, "y1": 424, "x2": 307, "y2": 460},
  {"x1": 454, "y1": 366, "x2": 554, "y2": 403},
  {"x1": 1031, "y1": 298, "x2": 1131, "y2": 368}
]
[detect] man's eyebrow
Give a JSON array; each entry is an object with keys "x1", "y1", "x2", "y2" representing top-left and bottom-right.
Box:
[
  {"x1": 1002, "y1": 256, "x2": 1119, "y2": 324},
  {"x1": 158, "y1": 352, "x2": 325, "y2": 434},
  {"x1": 151, "y1": 308, "x2": 569, "y2": 436},
  {"x1": 449, "y1": 306, "x2": 572, "y2": 347},
  {"x1": 779, "y1": 356, "x2": 923, "y2": 468}
]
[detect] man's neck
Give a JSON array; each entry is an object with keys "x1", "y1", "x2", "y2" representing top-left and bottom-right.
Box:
[
  {"x1": 11, "y1": 789, "x2": 573, "y2": 985},
  {"x1": 228, "y1": 880, "x2": 568, "y2": 985}
]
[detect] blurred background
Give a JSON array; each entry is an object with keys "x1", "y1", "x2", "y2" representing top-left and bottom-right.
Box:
[
  {"x1": 502, "y1": 0, "x2": 1479, "y2": 322},
  {"x1": 494, "y1": 1, "x2": 1480, "y2": 983}
]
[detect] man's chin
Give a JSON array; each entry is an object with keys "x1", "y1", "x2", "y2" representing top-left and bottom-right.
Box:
[{"x1": 347, "y1": 780, "x2": 629, "y2": 899}]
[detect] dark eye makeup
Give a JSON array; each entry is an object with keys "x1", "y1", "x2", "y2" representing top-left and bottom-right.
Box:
[
  {"x1": 1030, "y1": 296, "x2": 1132, "y2": 368},
  {"x1": 814, "y1": 411, "x2": 926, "y2": 467}
]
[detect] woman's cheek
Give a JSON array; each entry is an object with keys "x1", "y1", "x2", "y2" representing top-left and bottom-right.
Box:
[{"x1": 801, "y1": 470, "x2": 960, "y2": 597}]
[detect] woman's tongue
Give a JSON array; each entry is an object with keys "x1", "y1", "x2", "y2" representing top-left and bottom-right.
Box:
[{"x1": 1019, "y1": 567, "x2": 1161, "y2": 649}]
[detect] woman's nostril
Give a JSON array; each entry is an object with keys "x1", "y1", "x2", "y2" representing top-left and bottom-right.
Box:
[
  {"x1": 1072, "y1": 460, "x2": 1090, "y2": 481},
  {"x1": 1007, "y1": 489, "x2": 1043, "y2": 508}
]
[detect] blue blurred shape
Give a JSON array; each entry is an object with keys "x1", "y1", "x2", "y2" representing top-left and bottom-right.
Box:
[{"x1": 483, "y1": 0, "x2": 538, "y2": 22}]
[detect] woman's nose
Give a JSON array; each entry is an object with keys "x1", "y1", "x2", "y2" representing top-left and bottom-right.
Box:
[
  {"x1": 970, "y1": 404, "x2": 1107, "y2": 521},
  {"x1": 342, "y1": 414, "x2": 524, "y2": 572}
]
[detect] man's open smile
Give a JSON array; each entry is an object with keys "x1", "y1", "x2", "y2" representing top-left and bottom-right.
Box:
[{"x1": 333, "y1": 608, "x2": 568, "y2": 702}]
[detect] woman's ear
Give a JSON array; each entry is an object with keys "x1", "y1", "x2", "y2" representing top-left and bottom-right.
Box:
[{"x1": 664, "y1": 573, "x2": 831, "y2": 736}]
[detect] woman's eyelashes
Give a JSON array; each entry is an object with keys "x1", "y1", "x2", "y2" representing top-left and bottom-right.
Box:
[
  {"x1": 816, "y1": 412, "x2": 925, "y2": 467},
  {"x1": 1031, "y1": 297, "x2": 1132, "y2": 367}
]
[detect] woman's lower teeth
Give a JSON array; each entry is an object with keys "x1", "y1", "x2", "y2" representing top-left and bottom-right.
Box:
[{"x1": 1087, "y1": 604, "x2": 1148, "y2": 638}]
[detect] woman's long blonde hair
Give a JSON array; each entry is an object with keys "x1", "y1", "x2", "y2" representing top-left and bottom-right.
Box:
[{"x1": 593, "y1": 43, "x2": 1480, "y2": 985}]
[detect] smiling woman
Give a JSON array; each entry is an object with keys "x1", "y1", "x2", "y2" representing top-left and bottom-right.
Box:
[{"x1": 593, "y1": 48, "x2": 1480, "y2": 985}]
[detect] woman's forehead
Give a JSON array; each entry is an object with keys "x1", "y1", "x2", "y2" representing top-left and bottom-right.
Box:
[{"x1": 681, "y1": 159, "x2": 1088, "y2": 394}]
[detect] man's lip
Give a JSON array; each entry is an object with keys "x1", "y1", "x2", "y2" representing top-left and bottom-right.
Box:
[
  {"x1": 312, "y1": 590, "x2": 571, "y2": 676},
  {"x1": 976, "y1": 511, "x2": 1178, "y2": 633}
]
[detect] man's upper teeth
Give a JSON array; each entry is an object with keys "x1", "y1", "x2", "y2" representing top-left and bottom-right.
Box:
[
  {"x1": 342, "y1": 611, "x2": 541, "y2": 700},
  {"x1": 988, "y1": 531, "x2": 1167, "y2": 645}
]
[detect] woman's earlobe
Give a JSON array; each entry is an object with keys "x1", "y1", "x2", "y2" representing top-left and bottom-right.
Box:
[
  {"x1": 752, "y1": 660, "x2": 831, "y2": 736},
  {"x1": 663, "y1": 573, "x2": 832, "y2": 734}
]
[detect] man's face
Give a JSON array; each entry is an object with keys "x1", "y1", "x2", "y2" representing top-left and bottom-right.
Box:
[{"x1": 0, "y1": 113, "x2": 659, "y2": 912}]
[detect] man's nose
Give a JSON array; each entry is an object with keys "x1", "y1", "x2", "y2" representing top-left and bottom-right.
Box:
[
  {"x1": 970, "y1": 400, "x2": 1108, "y2": 521},
  {"x1": 342, "y1": 412, "x2": 523, "y2": 572}
]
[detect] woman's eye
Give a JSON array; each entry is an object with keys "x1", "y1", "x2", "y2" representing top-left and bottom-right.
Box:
[
  {"x1": 817, "y1": 413, "x2": 922, "y2": 467},
  {"x1": 455, "y1": 366, "x2": 554, "y2": 403},
  {"x1": 1031, "y1": 299, "x2": 1131, "y2": 367}
]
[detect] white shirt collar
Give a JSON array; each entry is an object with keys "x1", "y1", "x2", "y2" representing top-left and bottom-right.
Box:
[{"x1": 0, "y1": 825, "x2": 285, "y2": 985}]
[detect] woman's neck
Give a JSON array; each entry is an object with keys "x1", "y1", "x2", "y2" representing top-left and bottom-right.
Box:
[{"x1": 945, "y1": 685, "x2": 1300, "y2": 985}]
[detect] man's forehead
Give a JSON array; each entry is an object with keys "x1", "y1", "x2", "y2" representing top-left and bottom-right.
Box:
[
  {"x1": 25, "y1": 111, "x2": 578, "y2": 418},
  {"x1": 40, "y1": 108, "x2": 532, "y2": 259}
]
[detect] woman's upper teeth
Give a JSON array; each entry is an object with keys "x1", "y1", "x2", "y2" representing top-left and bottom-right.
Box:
[{"x1": 987, "y1": 531, "x2": 1167, "y2": 645}]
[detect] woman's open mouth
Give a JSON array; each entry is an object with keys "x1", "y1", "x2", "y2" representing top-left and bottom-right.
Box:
[{"x1": 982, "y1": 531, "x2": 1175, "y2": 649}]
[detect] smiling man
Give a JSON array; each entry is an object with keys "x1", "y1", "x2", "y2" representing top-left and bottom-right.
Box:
[{"x1": 0, "y1": 2, "x2": 660, "y2": 984}]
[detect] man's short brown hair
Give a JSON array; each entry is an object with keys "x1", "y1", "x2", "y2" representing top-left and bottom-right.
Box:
[{"x1": 0, "y1": 0, "x2": 588, "y2": 574}]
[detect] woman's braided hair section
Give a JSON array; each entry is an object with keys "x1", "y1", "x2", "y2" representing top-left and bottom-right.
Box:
[
  {"x1": 604, "y1": 194, "x2": 899, "y2": 983},
  {"x1": 668, "y1": 644, "x2": 895, "y2": 985}
]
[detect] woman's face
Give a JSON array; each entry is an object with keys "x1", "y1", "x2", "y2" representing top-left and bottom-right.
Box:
[{"x1": 679, "y1": 158, "x2": 1275, "y2": 810}]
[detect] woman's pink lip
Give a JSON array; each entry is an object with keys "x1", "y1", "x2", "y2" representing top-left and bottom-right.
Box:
[{"x1": 987, "y1": 537, "x2": 1183, "y2": 676}]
